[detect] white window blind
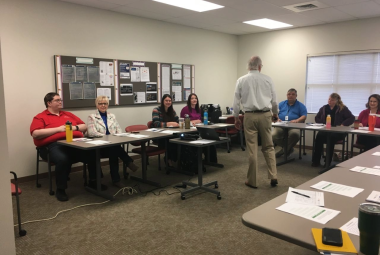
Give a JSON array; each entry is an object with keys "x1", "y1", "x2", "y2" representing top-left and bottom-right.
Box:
[{"x1": 306, "y1": 53, "x2": 380, "y2": 115}]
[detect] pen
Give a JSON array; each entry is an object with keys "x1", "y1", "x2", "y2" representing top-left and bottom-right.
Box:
[{"x1": 291, "y1": 191, "x2": 310, "y2": 198}]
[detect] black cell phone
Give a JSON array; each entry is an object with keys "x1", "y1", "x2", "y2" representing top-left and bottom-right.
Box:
[
  {"x1": 131, "y1": 131, "x2": 139, "y2": 134},
  {"x1": 322, "y1": 228, "x2": 343, "y2": 247}
]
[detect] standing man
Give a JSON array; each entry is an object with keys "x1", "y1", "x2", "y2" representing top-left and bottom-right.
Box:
[
  {"x1": 233, "y1": 56, "x2": 278, "y2": 189},
  {"x1": 30, "y1": 92, "x2": 105, "y2": 201},
  {"x1": 272, "y1": 88, "x2": 307, "y2": 158}
]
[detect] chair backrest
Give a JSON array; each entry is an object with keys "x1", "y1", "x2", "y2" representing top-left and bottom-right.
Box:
[
  {"x1": 125, "y1": 125, "x2": 148, "y2": 132},
  {"x1": 147, "y1": 121, "x2": 153, "y2": 128},
  {"x1": 226, "y1": 116, "x2": 235, "y2": 124}
]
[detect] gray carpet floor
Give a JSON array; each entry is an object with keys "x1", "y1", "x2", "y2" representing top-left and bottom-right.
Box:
[{"x1": 12, "y1": 146, "x2": 323, "y2": 255}]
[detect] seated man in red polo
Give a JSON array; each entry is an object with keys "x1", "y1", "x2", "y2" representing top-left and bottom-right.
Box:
[{"x1": 30, "y1": 92, "x2": 106, "y2": 201}]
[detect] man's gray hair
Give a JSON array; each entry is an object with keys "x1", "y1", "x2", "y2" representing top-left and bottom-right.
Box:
[
  {"x1": 248, "y1": 56, "x2": 262, "y2": 70},
  {"x1": 287, "y1": 88, "x2": 297, "y2": 94}
]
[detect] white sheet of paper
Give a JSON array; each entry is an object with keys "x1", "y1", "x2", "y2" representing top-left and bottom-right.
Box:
[
  {"x1": 184, "y1": 65, "x2": 191, "y2": 88},
  {"x1": 160, "y1": 130, "x2": 179, "y2": 134},
  {"x1": 131, "y1": 67, "x2": 141, "y2": 82},
  {"x1": 350, "y1": 129, "x2": 370, "y2": 133},
  {"x1": 99, "y1": 61, "x2": 114, "y2": 86},
  {"x1": 272, "y1": 122, "x2": 287, "y2": 126},
  {"x1": 113, "y1": 133, "x2": 131, "y2": 137},
  {"x1": 340, "y1": 217, "x2": 359, "y2": 236},
  {"x1": 374, "y1": 166, "x2": 380, "y2": 169},
  {"x1": 97, "y1": 88, "x2": 112, "y2": 100},
  {"x1": 305, "y1": 126, "x2": 324, "y2": 129},
  {"x1": 310, "y1": 181, "x2": 364, "y2": 198},
  {"x1": 372, "y1": 152, "x2": 380, "y2": 156},
  {"x1": 140, "y1": 67, "x2": 150, "y2": 82},
  {"x1": 350, "y1": 166, "x2": 380, "y2": 176},
  {"x1": 86, "y1": 140, "x2": 111, "y2": 145},
  {"x1": 285, "y1": 187, "x2": 324, "y2": 206},
  {"x1": 190, "y1": 139, "x2": 215, "y2": 144},
  {"x1": 162, "y1": 65, "x2": 170, "y2": 95},
  {"x1": 73, "y1": 138, "x2": 92, "y2": 142},
  {"x1": 276, "y1": 203, "x2": 340, "y2": 224},
  {"x1": 172, "y1": 69, "x2": 182, "y2": 80},
  {"x1": 212, "y1": 124, "x2": 228, "y2": 127},
  {"x1": 134, "y1": 92, "x2": 145, "y2": 103},
  {"x1": 146, "y1": 128, "x2": 163, "y2": 132},
  {"x1": 366, "y1": 190, "x2": 380, "y2": 204}
]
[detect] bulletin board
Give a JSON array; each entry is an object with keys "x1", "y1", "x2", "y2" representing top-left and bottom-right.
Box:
[{"x1": 54, "y1": 55, "x2": 195, "y2": 109}]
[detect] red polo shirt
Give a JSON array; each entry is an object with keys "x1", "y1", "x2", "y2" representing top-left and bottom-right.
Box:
[{"x1": 30, "y1": 110, "x2": 84, "y2": 147}]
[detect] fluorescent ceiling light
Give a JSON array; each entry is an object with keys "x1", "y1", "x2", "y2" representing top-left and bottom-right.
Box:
[
  {"x1": 243, "y1": 18, "x2": 293, "y2": 29},
  {"x1": 153, "y1": 0, "x2": 224, "y2": 12}
]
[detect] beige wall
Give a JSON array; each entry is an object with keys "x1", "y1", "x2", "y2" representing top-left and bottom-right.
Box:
[
  {"x1": 238, "y1": 17, "x2": 380, "y2": 146},
  {"x1": 0, "y1": 40, "x2": 16, "y2": 254},
  {"x1": 0, "y1": 0, "x2": 237, "y2": 178}
]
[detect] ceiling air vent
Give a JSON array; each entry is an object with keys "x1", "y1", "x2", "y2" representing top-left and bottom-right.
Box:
[{"x1": 283, "y1": 1, "x2": 329, "y2": 13}]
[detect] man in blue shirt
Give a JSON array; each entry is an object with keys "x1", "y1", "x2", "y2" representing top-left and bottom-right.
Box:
[{"x1": 272, "y1": 88, "x2": 307, "y2": 157}]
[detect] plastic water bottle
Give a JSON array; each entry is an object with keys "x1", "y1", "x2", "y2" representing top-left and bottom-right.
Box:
[
  {"x1": 65, "y1": 120, "x2": 73, "y2": 142},
  {"x1": 326, "y1": 114, "x2": 331, "y2": 129},
  {"x1": 230, "y1": 107, "x2": 234, "y2": 115},
  {"x1": 203, "y1": 109, "x2": 208, "y2": 125}
]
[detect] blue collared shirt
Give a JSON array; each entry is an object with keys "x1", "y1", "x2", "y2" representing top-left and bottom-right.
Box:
[{"x1": 278, "y1": 100, "x2": 307, "y2": 121}]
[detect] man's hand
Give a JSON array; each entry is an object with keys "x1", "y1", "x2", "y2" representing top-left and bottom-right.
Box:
[
  {"x1": 290, "y1": 119, "x2": 298, "y2": 123},
  {"x1": 235, "y1": 118, "x2": 242, "y2": 130},
  {"x1": 272, "y1": 113, "x2": 279, "y2": 122}
]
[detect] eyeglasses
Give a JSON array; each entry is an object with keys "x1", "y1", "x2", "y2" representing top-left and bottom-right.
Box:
[
  {"x1": 98, "y1": 103, "x2": 108, "y2": 106},
  {"x1": 52, "y1": 99, "x2": 63, "y2": 103}
]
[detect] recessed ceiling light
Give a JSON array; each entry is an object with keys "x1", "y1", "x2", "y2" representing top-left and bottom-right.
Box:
[
  {"x1": 153, "y1": 0, "x2": 224, "y2": 12},
  {"x1": 243, "y1": 18, "x2": 293, "y2": 29}
]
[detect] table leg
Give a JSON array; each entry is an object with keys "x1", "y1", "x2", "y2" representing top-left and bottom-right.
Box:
[
  {"x1": 203, "y1": 146, "x2": 224, "y2": 168},
  {"x1": 181, "y1": 147, "x2": 221, "y2": 200},
  {"x1": 130, "y1": 142, "x2": 161, "y2": 187},
  {"x1": 319, "y1": 132, "x2": 334, "y2": 174},
  {"x1": 85, "y1": 148, "x2": 114, "y2": 200},
  {"x1": 225, "y1": 127, "x2": 230, "y2": 153}
]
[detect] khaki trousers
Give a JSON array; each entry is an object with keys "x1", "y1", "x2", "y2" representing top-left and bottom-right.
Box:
[
  {"x1": 244, "y1": 112, "x2": 277, "y2": 187},
  {"x1": 272, "y1": 127, "x2": 300, "y2": 153}
]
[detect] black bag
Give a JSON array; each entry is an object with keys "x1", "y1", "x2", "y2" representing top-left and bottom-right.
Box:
[{"x1": 180, "y1": 146, "x2": 202, "y2": 173}]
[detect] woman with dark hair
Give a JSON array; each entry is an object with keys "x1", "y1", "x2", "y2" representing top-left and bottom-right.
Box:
[
  {"x1": 180, "y1": 93, "x2": 218, "y2": 163},
  {"x1": 357, "y1": 94, "x2": 380, "y2": 151},
  {"x1": 152, "y1": 94, "x2": 179, "y2": 166},
  {"x1": 180, "y1": 93, "x2": 202, "y2": 125},
  {"x1": 312, "y1": 93, "x2": 355, "y2": 167}
]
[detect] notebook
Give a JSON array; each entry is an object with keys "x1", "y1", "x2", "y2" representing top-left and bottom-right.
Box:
[{"x1": 311, "y1": 228, "x2": 357, "y2": 255}]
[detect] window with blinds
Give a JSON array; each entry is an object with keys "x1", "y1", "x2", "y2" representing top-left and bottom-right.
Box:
[{"x1": 305, "y1": 53, "x2": 380, "y2": 115}]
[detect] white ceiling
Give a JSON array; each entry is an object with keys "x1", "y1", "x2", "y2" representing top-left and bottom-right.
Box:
[{"x1": 57, "y1": 0, "x2": 380, "y2": 35}]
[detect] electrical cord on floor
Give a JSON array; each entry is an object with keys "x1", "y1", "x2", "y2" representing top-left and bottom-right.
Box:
[{"x1": 14, "y1": 186, "x2": 138, "y2": 227}]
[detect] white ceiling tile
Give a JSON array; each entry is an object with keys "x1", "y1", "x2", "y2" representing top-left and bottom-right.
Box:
[
  {"x1": 204, "y1": 7, "x2": 261, "y2": 22},
  {"x1": 318, "y1": 0, "x2": 370, "y2": 7},
  {"x1": 233, "y1": 0, "x2": 294, "y2": 16},
  {"x1": 375, "y1": 0, "x2": 380, "y2": 4},
  {"x1": 110, "y1": 5, "x2": 174, "y2": 20},
  {"x1": 271, "y1": 13, "x2": 325, "y2": 26},
  {"x1": 176, "y1": 13, "x2": 236, "y2": 26},
  {"x1": 336, "y1": 1, "x2": 380, "y2": 17},
  {"x1": 61, "y1": 0, "x2": 121, "y2": 9},
  {"x1": 300, "y1": 7, "x2": 356, "y2": 22},
  {"x1": 222, "y1": 22, "x2": 272, "y2": 33},
  {"x1": 162, "y1": 17, "x2": 215, "y2": 29},
  {"x1": 207, "y1": 0, "x2": 254, "y2": 8}
]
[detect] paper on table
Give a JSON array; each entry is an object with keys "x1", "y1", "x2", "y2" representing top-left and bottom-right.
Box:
[
  {"x1": 128, "y1": 134, "x2": 148, "y2": 138},
  {"x1": 190, "y1": 139, "x2": 215, "y2": 144},
  {"x1": 366, "y1": 190, "x2": 380, "y2": 204},
  {"x1": 73, "y1": 138, "x2": 92, "y2": 142},
  {"x1": 310, "y1": 181, "x2": 363, "y2": 198},
  {"x1": 340, "y1": 217, "x2": 359, "y2": 236},
  {"x1": 160, "y1": 130, "x2": 179, "y2": 134},
  {"x1": 276, "y1": 203, "x2": 340, "y2": 224},
  {"x1": 286, "y1": 187, "x2": 324, "y2": 206},
  {"x1": 350, "y1": 129, "x2": 370, "y2": 133},
  {"x1": 306, "y1": 126, "x2": 324, "y2": 129},
  {"x1": 374, "y1": 166, "x2": 380, "y2": 169},
  {"x1": 350, "y1": 166, "x2": 380, "y2": 176},
  {"x1": 212, "y1": 124, "x2": 228, "y2": 127},
  {"x1": 272, "y1": 122, "x2": 287, "y2": 126},
  {"x1": 372, "y1": 152, "x2": 380, "y2": 156},
  {"x1": 86, "y1": 140, "x2": 111, "y2": 145}
]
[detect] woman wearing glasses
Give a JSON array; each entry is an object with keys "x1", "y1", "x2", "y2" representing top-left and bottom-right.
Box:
[
  {"x1": 357, "y1": 94, "x2": 380, "y2": 151},
  {"x1": 87, "y1": 96, "x2": 138, "y2": 186}
]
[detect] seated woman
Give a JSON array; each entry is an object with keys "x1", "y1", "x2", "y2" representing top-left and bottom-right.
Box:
[
  {"x1": 152, "y1": 94, "x2": 179, "y2": 166},
  {"x1": 357, "y1": 94, "x2": 380, "y2": 151},
  {"x1": 87, "y1": 96, "x2": 138, "y2": 186},
  {"x1": 312, "y1": 93, "x2": 355, "y2": 167},
  {"x1": 180, "y1": 93, "x2": 217, "y2": 163}
]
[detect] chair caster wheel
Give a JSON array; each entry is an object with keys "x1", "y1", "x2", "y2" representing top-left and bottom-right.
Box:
[
  {"x1": 242, "y1": 148, "x2": 245, "y2": 151},
  {"x1": 49, "y1": 191, "x2": 55, "y2": 196},
  {"x1": 228, "y1": 150, "x2": 230, "y2": 153},
  {"x1": 19, "y1": 230, "x2": 27, "y2": 236},
  {"x1": 181, "y1": 195, "x2": 186, "y2": 200},
  {"x1": 37, "y1": 184, "x2": 41, "y2": 188},
  {"x1": 217, "y1": 195, "x2": 221, "y2": 200},
  {"x1": 215, "y1": 184, "x2": 218, "y2": 189}
]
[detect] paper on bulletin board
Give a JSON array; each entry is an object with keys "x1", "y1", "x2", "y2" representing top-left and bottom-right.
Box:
[
  {"x1": 97, "y1": 88, "x2": 111, "y2": 100},
  {"x1": 120, "y1": 84, "x2": 133, "y2": 96},
  {"x1": 134, "y1": 92, "x2": 145, "y2": 103},
  {"x1": 131, "y1": 67, "x2": 141, "y2": 82},
  {"x1": 83, "y1": 82, "x2": 96, "y2": 99},
  {"x1": 184, "y1": 65, "x2": 191, "y2": 88},
  {"x1": 99, "y1": 61, "x2": 114, "y2": 86},
  {"x1": 69, "y1": 82, "x2": 83, "y2": 100},
  {"x1": 183, "y1": 88, "x2": 191, "y2": 101},
  {"x1": 87, "y1": 66, "x2": 100, "y2": 83},
  {"x1": 140, "y1": 67, "x2": 150, "y2": 82},
  {"x1": 172, "y1": 69, "x2": 182, "y2": 80},
  {"x1": 172, "y1": 81, "x2": 182, "y2": 102},
  {"x1": 62, "y1": 65, "x2": 75, "y2": 83},
  {"x1": 162, "y1": 65, "x2": 170, "y2": 95},
  {"x1": 76, "y1": 65, "x2": 88, "y2": 82},
  {"x1": 120, "y1": 63, "x2": 130, "y2": 79}
]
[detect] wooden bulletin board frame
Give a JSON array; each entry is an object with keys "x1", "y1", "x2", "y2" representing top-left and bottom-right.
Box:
[{"x1": 54, "y1": 55, "x2": 194, "y2": 109}]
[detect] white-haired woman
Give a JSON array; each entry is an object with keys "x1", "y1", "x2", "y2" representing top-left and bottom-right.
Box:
[{"x1": 87, "y1": 96, "x2": 138, "y2": 186}]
